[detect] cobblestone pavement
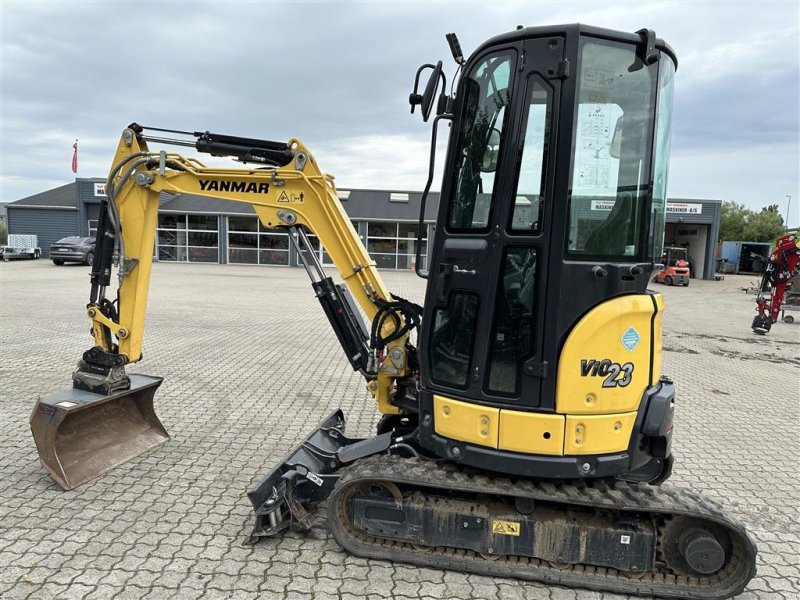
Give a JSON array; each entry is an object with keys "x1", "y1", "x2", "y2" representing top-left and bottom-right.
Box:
[{"x1": 1, "y1": 261, "x2": 797, "y2": 600}]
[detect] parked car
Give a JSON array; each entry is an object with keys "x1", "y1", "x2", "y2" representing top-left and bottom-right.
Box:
[{"x1": 50, "y1": 237, "x2": 96, "y2": 265}]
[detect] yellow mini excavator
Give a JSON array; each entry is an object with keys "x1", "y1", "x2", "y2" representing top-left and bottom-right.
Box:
[{"x1": 31, "y1": 24, "x2": 757, "y2": 598}]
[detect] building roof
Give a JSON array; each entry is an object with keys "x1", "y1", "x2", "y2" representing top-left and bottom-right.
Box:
[
  {"x1": 8, "y1": 182, "x2": 76, "y2": 209},
  {"x1": 159, "y1": 188, "x2": 442, "y2": 222},
  {"x1": 155, "y1": 190, "x2": 720, "y2": 222},
  {"x1": 343, "y1": 190, "x2": 440, "y2": 221},
  {"x1": 5, "y1": 177, "x2": 724, "y2": 223},
  {"x1": 159, "y1": 193, "x2": 254, "y2": 215}
]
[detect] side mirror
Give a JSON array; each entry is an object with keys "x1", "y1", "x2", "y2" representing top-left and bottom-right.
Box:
[
  {"x1": 480, "y1": 128, "x2": 501, "y2": 172},
  {"x1": 409, "y1": 61, "x2": 446, "y2": 122},
  {"x1": 609, "y1": 116, "x2": 623, "y2": 159},
  {"x1": 420, "y1": 61, "x2": 443, "y2": 121}
]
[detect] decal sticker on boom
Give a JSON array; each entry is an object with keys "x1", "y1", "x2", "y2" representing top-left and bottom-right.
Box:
[
  {"x1": 198, "y1": 179, "x2": 269, "y2": 194},
  {"x1": 580, "y1": 359, "x2": 634, "y2": 388}
]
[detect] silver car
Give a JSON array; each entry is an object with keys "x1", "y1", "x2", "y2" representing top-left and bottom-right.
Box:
[{"x1": 50, "y1": 236, "x2": 96, "y2": 265}]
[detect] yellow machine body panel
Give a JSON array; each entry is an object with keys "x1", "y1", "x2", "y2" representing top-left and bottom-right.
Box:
[
  {"x1": 433, "y1": 395, "x2": 499, "y2": 448},
  {"x1": 433, "y1": 293, "x2": 663, "y2": 459},
  {"x1": 651, "y1": 294, "x2": 664, "y2": 385},
  {"x1": 563, "y1": 411, "x2": 638, "y2": 455},
  {"x1": 555, "y1": 294, "x2": 659, "y2": 415},
  {"x1": 498, "y1": 410, "x2": 565, "y2": 455}
]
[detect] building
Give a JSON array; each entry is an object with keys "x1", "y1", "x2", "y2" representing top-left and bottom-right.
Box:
[{"x1": 5, "y1": 178, "x2": 721, "y2": 279}]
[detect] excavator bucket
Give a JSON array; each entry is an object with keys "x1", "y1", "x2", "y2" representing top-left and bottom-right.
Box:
[{"x1": 30, "y1": 374, "x2": 168, "y2": 490}]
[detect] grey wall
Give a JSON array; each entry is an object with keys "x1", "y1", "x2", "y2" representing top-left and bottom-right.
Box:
[{"x1": 7, "y1": 208, "x2": 79, "y2": 257}]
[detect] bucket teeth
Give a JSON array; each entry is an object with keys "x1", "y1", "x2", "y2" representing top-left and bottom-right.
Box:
[{"x1": 30, "y1": 374, "x2": 168, "y2": 490}]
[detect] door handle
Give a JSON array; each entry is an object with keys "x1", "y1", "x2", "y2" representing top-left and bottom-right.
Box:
[
  {"x1": 452, "y1": 265, "x2": 476, "y2": 275},
  {"x1": 436, "y1": 263, "x2": 476, "y2": 304}
]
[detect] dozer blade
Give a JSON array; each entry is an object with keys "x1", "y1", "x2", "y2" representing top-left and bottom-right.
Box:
[{"x1": 30, "y1": 374, "x2": 168, "y2": 490}]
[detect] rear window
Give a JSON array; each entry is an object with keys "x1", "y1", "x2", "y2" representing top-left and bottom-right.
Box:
[{"x1": 56, "y1": 237, "x2": 82, "y2": 243}]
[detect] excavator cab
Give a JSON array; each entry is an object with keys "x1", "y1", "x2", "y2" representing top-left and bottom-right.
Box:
[{"x1": 412, "y1": 25, "x2": 678, "y2": 480}]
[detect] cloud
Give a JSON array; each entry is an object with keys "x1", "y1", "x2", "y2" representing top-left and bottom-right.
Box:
[{"x1": 1, "y1": 1, "x2": 798, "y2": 225}]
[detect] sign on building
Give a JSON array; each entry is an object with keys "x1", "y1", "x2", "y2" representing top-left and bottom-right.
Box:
[
  {"x1": 590, "y1": 200, "x2": 617, "y2": 211},
  {"x1": 666, "y1": 202, "x2": 702, "y2": 214},
  {"x1": 590, "y1": 199, "x2": 703, "y2": 215},
  {"x1": 94, "y1": 183, "x2": 106, "y2": 197}
]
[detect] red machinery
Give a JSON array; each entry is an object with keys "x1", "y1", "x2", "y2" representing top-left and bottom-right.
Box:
[
  {"x1": 752, "y1": 234, "x2": 800, "y2": 334},
  {"x1": 654, "y1": 246, "x2": 691, "y2": 286}
]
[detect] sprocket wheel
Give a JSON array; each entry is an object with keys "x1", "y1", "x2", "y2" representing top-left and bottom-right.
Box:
[{"x1": 660, "y1": 516, "x2": 732, "y2": 577}]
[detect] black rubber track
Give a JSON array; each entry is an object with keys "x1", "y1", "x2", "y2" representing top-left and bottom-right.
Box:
[{"x1": 327, "y1": 455, "x2": 757, "y2": 599}]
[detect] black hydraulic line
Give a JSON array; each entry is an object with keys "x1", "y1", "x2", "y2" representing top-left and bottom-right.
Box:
[
  {"x1": 389, "y1": 443, "x2": 420, "y2": 458},
  {"x1": 286, "y1": 226, "x2": 369, "y2": 373},
  {"x1": 89, "y1": 198, "x2": 116, "y2": 304},
  {"x1": 132, "y1": 124, "x2": 195, "y2": 136},
  {"x1": 369, "y1": 294, "x2": 422, "y2": 353},
  {"x1": 137, "y1": 136, "x2": 197, "y2": 148},
  {"x1": 128, "y1": 123, "x2": 295, "y2": 165}
]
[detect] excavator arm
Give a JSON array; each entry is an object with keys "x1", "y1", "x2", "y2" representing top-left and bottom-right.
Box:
[
  {"x1": 81, "y1": 124, "x2": 416, "y2": 414},
  {"x1": 30, "y1": 124, "x2": 419, "y2": 491}
]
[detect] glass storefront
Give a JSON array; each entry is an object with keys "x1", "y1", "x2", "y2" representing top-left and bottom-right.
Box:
[
  {"x1": 157, "y1": 214, "x2": 219, "y2": 263},
  {"x1": 367, "y1": 222, "x2": 427, "y2": 270},
  {"x1": 155, "y1": 213, "x2": 431, "y2": 270},
  {"x1": 227, "y1": 216, "x2": 290, "y2": 266}
]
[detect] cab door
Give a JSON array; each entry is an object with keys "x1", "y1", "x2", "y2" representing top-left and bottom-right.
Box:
[{"x1": 420, "y1": 36, "x2": 565, "y2": 411}]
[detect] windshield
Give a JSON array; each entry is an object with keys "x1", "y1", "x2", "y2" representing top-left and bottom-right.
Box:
[
  {"x1": 447, "y1": 50, "x2": 515, "y2": 232},
  {"x1": 566, "y1": 39, "x2": 660, "y2": 261}
]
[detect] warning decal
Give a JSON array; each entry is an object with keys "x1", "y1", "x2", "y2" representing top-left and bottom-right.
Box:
[
  {"x1": 277, "y1": 191, "x2": 290, "y2": 202},
  {"x1": 491, "y1": 520, "x2": 521, "y2": 536}
]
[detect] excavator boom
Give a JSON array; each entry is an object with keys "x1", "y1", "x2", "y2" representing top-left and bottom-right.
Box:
[{"x1": 31, "y1": 124, "x2": 414, "y2": 490}]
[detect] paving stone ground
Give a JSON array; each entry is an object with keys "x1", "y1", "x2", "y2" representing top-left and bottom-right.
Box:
[{"x1": 0, "y1": 260, "x2": 797, "y2": 600}]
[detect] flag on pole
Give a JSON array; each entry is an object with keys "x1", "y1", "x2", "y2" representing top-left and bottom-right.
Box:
[{"x1": 71, "y1": 140, "x2": 78, "y2": 173}]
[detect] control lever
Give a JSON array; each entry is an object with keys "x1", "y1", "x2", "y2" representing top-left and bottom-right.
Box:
[{"x1": 592, "y1": 265, "x2": 608, "y2": 278}]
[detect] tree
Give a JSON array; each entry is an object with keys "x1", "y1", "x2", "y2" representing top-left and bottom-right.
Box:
[
  {"x1": 743, "y1": 208, "x2": 785, "y2": 242},
  {"x1": 719, "y1": 201, "x2": 749, "y2": 241},
  {"x1": 0, "y1": 220, "x2": 7, "y2": 245},
  {"x1": 718, "y1": 201, "x2": 786, "y2": 242}
]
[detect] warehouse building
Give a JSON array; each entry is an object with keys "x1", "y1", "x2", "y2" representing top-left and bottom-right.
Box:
[{"x1": 5, "y1": 177, "x2": 721, "y2": 279}]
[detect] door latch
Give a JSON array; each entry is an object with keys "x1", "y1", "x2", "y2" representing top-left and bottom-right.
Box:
[{"x1": 452, "y1": 265, "x2": 476, "y2": 275}]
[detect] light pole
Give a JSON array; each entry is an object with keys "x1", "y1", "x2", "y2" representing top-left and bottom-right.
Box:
[{"x1": 786, "y1": 195, "x2": 792, "y2": 227}]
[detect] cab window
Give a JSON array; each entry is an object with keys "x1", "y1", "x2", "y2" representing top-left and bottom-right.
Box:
[
  {"x1": 447, "y1": 51, "x2": 515, "y2": 232},
  {"x1": 566, "y1": 40, "x2": 658, "y2": 260}
]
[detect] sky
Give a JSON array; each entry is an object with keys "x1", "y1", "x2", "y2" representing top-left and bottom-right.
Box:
[{"x1": 1, "y1": 1, "x2": 798, "y2": 227}]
